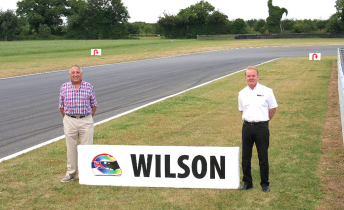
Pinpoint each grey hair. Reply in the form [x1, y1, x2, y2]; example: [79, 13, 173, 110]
[69, 65, 82, 73]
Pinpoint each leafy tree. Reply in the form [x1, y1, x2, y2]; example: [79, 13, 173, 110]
[253, 19, 267, 34]
[229, 18, 248, 34]
[66, 0, 130, 39]
[292, 19, 319, 33]
[87, 0, 129, 38]
[158, 1, 228, 38]
[142, 24, 154, 34]
[333, 0, 344, 32]
[126, 22, 157, 35]
[335, 0, 344, 24]
[205, 10, 229, 35]
[266, 0, 288, 33]
[158, 13, 182, 38]
[177, 0, 215, 38]
[0, 10, 19, 41]
[313, 20, 328, 32]
[65, 0, 88, 38]
[16, 0, 70, 34]
[326, 14, 343, 33]
[178, 1, 214, 24]
[38, 24, 51, 39]
[280, 19, 295, 33]
[15, 17, 31, 39]
[246, 19, 257, 28]
[126, 22, 140, 34]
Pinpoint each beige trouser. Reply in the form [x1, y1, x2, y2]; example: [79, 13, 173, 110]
[63, 115, 94, 176]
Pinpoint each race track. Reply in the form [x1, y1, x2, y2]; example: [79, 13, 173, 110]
[0, 44, 343, 159]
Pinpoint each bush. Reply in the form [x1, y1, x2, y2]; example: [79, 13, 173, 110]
[38, 24, 51, 39]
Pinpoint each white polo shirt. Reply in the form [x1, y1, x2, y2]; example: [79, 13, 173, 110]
[238, 83, 278, 122]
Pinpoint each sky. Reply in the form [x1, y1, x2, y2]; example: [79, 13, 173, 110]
[0, 0, 338, 23]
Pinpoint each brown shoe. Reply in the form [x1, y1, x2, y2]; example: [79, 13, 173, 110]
[61, 173, 75, 183]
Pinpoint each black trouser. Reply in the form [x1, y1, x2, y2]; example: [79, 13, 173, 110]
[242, 121, 270, 187]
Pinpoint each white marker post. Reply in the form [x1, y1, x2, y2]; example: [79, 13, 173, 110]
[91, 49, 102, 56]
[309, 53, 321, 60]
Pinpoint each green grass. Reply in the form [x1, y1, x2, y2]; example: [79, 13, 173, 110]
[0, 38, 342, 78]
[0, 39, 172, 56]
[0, 55, 335, 209]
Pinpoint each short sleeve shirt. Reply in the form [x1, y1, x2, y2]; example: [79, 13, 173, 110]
[59, 81, 97, 116]
[238, 83, 278, 122]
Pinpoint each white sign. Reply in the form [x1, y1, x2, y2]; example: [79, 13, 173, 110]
[91, 49, 101, 56]
[309, 53, 321, 60]
[78, 145, 240, 189]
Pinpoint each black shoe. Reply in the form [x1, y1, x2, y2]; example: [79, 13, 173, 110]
[240, 183, 253, 190]
[262, 185, 270, 192]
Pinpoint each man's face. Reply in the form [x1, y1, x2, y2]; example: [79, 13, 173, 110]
[69, 67, 83, 84]
[245, 69, 259, 88]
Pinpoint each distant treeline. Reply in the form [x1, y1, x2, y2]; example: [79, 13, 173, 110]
[1, 0, 344, 41]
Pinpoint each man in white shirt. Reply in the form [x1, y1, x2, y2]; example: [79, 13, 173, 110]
[238, 66, 278, 192]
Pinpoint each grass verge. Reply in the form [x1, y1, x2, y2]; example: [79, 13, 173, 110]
[317, 61, 344, 209]
[0, 55, 336, 209]
[0, 38, 343, 78]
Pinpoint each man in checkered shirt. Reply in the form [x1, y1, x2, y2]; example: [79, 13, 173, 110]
[59, 65, 97, 182]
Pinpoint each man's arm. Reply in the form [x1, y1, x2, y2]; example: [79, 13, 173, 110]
[60, 108, 65, 117]
[269, 108, 277, 120]
[92, 106, 97, 117]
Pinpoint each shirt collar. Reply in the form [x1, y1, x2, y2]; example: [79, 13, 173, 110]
[69, 80, 84, 90]
[247, 82, 260, 91]
[69, 80, 83, 85]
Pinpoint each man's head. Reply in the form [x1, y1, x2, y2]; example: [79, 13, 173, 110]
[69, 65, 83, 85]
[245, 66, 259, 89]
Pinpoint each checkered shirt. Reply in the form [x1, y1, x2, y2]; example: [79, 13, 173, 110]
[59, 81, 97, 116]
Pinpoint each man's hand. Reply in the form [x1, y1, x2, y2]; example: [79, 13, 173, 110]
[60, 108, 65, 117]
[269, 108, 277, 120]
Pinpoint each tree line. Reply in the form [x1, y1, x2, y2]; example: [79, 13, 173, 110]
[1, 0, 344, 41]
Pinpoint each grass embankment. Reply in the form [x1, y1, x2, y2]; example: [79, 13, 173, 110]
[0, 55, 336, 209]
[0, 38, 342, 78]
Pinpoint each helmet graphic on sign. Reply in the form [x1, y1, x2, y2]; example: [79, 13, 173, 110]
[91, 154, 122, 176]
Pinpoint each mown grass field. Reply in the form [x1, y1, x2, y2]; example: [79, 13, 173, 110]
[0, 38, 343, 78]
[0, 37, 340, 209]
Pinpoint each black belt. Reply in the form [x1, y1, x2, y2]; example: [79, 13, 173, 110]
[67, 115, 87, 119]
[244, 120, 268, 125]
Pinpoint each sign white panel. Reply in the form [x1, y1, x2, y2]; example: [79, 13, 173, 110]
[78, 145, 240, 189]
[91, 49, 101, 56]
[309, 53, 321, 60]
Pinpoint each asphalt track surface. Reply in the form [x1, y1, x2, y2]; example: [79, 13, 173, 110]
[1, 45, 343, 160]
